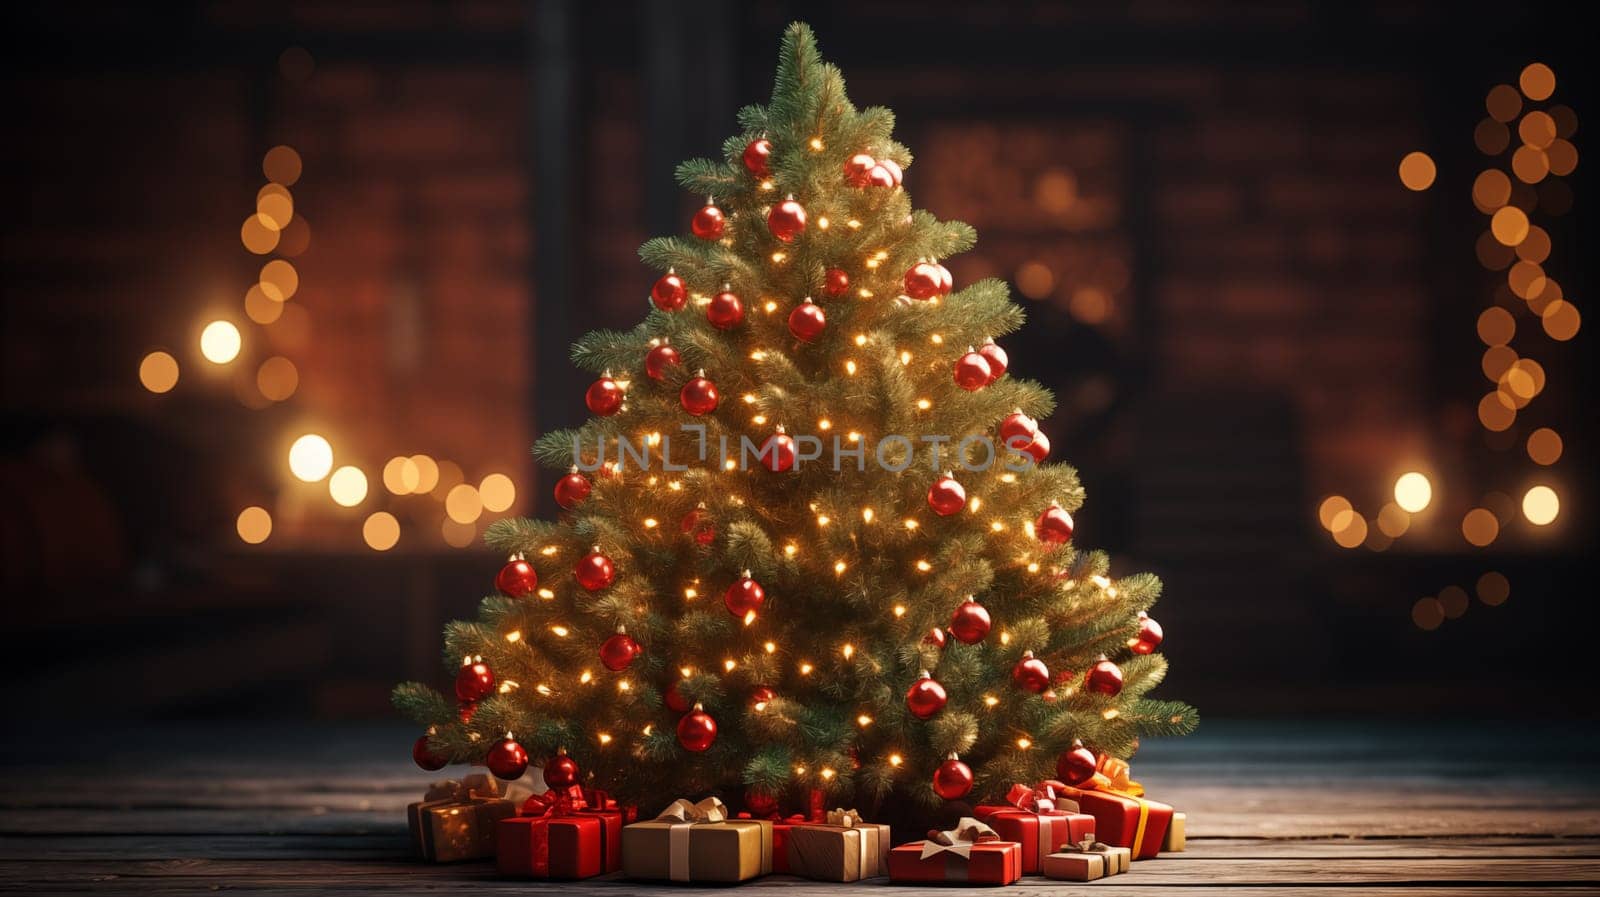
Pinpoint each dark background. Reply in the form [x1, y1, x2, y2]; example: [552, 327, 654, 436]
[1, 1, 1591, 723]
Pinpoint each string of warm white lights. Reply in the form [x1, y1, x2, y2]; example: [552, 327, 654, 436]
[1324, 61, 1577, 630]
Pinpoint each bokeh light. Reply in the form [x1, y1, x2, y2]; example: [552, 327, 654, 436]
[236, 506, 272, 544]
[244, 284, 284, 325]
[1477, 392, 1515, 431]
[1474, 118, 1510, 155]
[288, 433, 334, 482]
[1510, 145, 1549, 183]
[1545, 139, 1578, 177]
[1317, 495, 1352, 530]
[263, 146, 303, 186]
[432, 460, 466, 499]
[277, 215, 312, 257]
[1475, 231, 1515, 270]
[1481, 345, 1517, 381]
[329, 465, 369, 507]
[445, 483, 483, 524]
[1015, 261, 1054, 299]
[1475, 307, 1514, 346]
[363, 511, 400, 551]
[260, 260, 299, 302]
[383, 456, 415, 495]
[1394, 472, 1432, 513]
[1490, 206, 1529, 245]
[1518, 111, 1557, 149]
[256, 356, 298, 401]
[199, 320, 242, 364]
[1522, 485, 1559, 526]
[1034, 170, 1077, 213]
[1397, 152, 1436, 190]
[1412, 597, 1444, 631]
[442, 518, 477, 548]
[1471, 170, 1512, 212]
[1526, 428, 1563, 466]
[1070, 287, 1111, 324]
[1514, 226, 1551, 263]
[1486, 84, 1522, 122]
[480, 473, 516, 513]
[1477, 572, 1510, 606]
[256, 190, 294, 231]
[139, 351, 179, 393]
[1332, 514, 1368, 549]
[241, 214, 280, 254]
[1461, 508, 1499, 547]
[1519, 63, 1556, 101]
[1541, 300, 1580, 341]
[1376, 502, 1411, 538]
[1507, 260, 1546, 299]
[410, 455, 440, 493]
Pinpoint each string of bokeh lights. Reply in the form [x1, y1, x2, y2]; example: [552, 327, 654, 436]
[137, 75, 520, 553]
[1331, 62, 1577, 630]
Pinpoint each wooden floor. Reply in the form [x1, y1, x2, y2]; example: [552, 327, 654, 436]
[1, 720, 1597, 894]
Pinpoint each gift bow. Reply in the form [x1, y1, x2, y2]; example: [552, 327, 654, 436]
[654, 795, 728, 825]
[519, 785, 585, 817]
[826, 807, 863, 828]
[424, 773, 501, 802]
[919, 817, 1000, 860]
[1004, 779, 1081, 815]
[1067, 835, 1111, 855]
[1087, 756, 1145, 797]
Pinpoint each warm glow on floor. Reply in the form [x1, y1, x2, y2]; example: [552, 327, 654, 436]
[288, 434, 334, 482]
[200, 320, 242, 364]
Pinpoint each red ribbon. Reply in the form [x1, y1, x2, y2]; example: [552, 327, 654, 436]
[519, 785, 584, 817]
[1004, 779, 1073, 815]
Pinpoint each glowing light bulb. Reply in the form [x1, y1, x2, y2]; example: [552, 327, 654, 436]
[538, 588, 554, 599]
[916, 560, 932, 572]
[904, 518, 919, 530]
[506, 630, 522, 643]
[643, 517, 658, 528]
[842, 643, 855, 659]
[820, 767, 836, 780]
[580, 670, 594, 684]
[834, 560, 847, 575]
[536, 684, 552, 696]
[893, 605, 907, 617]
[617, 679, 631, 692]
[862, 507, 875, 523]
[847, 219, 861, 229]
[550, 625, 569, 637]
[809, 136, 824, 151]
[784, 543, 798, 557]
[763, 641, 776, 653]
[598, 732, 613, 745]
[854, 334, 868, 346]
[845, 360, 858, 375]
[1102, 708, 1120, 720]
[983, 695, 999, 707]
[857, 714, 873, 727]
[817, 514, 830, 526]
[916, 398, 931, 410]
[1016, 737, 1032, 749]
[799, 661, 814, 675]
[817, 216, 830, 230]
[723, 659, 736, 672]
[889, 753, 903, 767]
[743, 610, 757, 626]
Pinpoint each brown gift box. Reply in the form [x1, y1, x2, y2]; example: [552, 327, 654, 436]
[785, 808, 890, 881]
[1163, 812, 1187, 852]
[407, 774, 517, 862]
[621, 796, 773, 883]
[1042, 837, 1131, 882]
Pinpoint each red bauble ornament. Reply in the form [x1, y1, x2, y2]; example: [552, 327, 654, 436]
[1132, 611, 1164, 655]
[742, 138, 772, 177]
[1023, 431, 1051, 464]
[708, 290, 744, 330]
[843, 153, 876, 186]
[651, 271, 687, 311]
[932, 754, 974, 800]
[458, 701, 477, 723]
[904, 262, 943, 300]
[553, 470, 592, 510]
[681, 506, 716, 546]
[927, 474, 967, 517]
[543, 749, 580, 789]
[749, 685, 776, 709]
[412, 734, 447, 771]
[1085, 656, 1124, 696]
[905, 671, 948, 720]
[1035, 504, 1075, 546]
[1011, 650, 1051, 693]
[949, 599, 991, 644]
[665, 680, 692, 713]
[644, 341, 681, 381]
[824, 267, 850, 296]
[924, 627, 948, 649]
[724, 573, 766, 618]
[878, 158, 904, 186]
[586, 376, 624, 416]
[496, 558, 539, 597]
[1056, 739, 1098, 786]
[933, 262, 953, 294]
[999, 410, 1039, 445]
[761, 431, 797, 472]
[455, 660, 495, 702]
[954, 351, 993, 391]
[680, 372, 720, 416]
[486, 737, 529, 780]
[788, 299, 826, 341]
[677, 703, 717, 752]
[575, 549, 615, 591]
[745, 789, 779, 816]
[768, 198, 807, 243]
[979, 340, 1008, 381]
[691, 203, 725, 240]
[600, 626, 641, 672]
[866, 165, 895, 188]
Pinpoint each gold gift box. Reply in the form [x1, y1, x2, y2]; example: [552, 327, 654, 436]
[786, 816, 890, 881]
[622, 815, 773, 882]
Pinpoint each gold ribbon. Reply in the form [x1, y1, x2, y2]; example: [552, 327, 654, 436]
[652, 796, 728, 882]
[1082, 757, 1151, 856]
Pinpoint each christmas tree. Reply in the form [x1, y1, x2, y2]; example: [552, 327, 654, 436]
[395, 22, 1195, 816]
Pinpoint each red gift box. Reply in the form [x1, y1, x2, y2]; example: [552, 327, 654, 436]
[738, 811, 806, 874]
[974, 780, 1098, 873]
[887, 818, 1021, 886]
[1058, 757, 1174, 860]
[497, 787, 629, 879]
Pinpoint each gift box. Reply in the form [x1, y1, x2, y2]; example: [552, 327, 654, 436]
[786, 808, 891, 881]
[1164, 811, 1187, 852]
[1042, 837, 1130, 882]
[973, 780, 1098, 873]
[622, 796, 773, 883]
[497, 787, 632, 879]
[1058, 756, 1175, 860]
[887, 817, 1021, 886]
[407, 774, 517, 862]
[737, 812, 806, 874]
